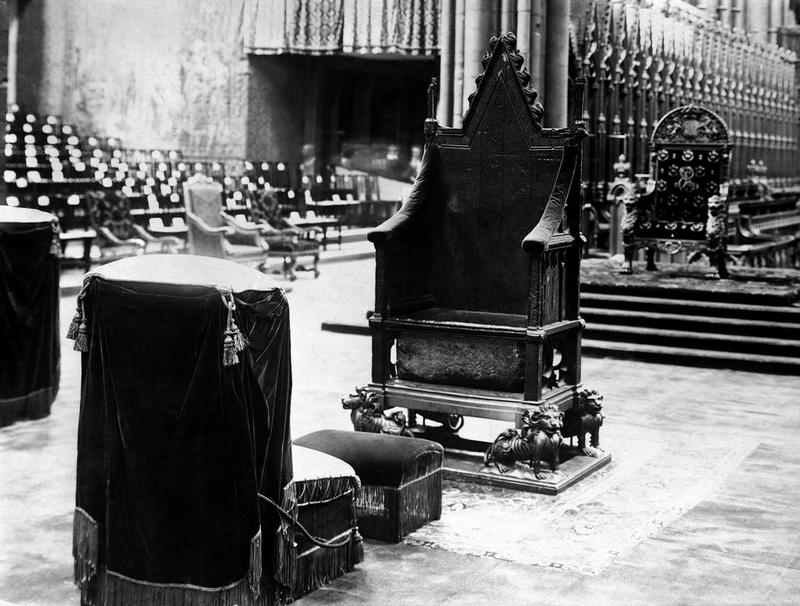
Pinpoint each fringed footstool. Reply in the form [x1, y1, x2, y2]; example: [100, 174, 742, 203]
[295, 430, 444, 543]
[278, 445, 364, 602]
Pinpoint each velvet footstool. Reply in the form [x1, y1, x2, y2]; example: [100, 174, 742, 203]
[295, 430, 444, 543]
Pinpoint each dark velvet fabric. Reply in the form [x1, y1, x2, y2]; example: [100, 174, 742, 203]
[0, 216, 60, 427]
[75, 277, 293, 596]
[295, 430, 443, 486]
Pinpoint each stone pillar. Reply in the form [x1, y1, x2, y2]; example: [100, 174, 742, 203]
[531, 0, 545, 99]
[6, 0, 17, 106]
[544, 0, 569, 127]
[462, 0, 493, 115]
[748, 0, 771, 41]
[501, 0, 516, 33]
[453, 0, 466, 123]
[731, 0, 746, 30]
[517, 0, 532, 69]
[769, 0, 784, 43]
[438, 0, 455, 125]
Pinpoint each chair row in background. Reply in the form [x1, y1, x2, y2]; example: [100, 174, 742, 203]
[2, 106, 399, 271]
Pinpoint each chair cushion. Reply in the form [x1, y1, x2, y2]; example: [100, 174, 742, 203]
[294, 430, 443, 487]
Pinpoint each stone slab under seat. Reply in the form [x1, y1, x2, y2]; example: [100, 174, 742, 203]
[295, 430, 444, 543]
[280, 445, 364, 602]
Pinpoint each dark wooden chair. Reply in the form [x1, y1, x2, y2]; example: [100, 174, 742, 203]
[364, 34, 588, 431]
[620, 105, 732, 277]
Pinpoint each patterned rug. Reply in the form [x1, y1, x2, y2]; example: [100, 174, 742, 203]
[404, 424, 758, 575]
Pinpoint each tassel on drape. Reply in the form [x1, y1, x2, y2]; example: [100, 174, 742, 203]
[222, 291, 247, 367]
[67, 277, 92, 352]
[50, 219, 61, 257]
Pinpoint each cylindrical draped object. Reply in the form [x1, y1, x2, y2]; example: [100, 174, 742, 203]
[0, 206, 60, 428]
[70, 254, 294, 606]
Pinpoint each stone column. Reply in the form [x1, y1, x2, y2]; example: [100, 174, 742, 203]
[452, 0, 466, 123]
[531, 0, 545, 98]
[748, 0, 771, 41]
[769, 0, 784, 43]
[501, 0, 516, 33]
[731, 0, 745, 30]
[544, 0, 570, 127]
[517, 0, 532, 67]
[462, 0, 493, 115]
[438, 0, 455, 125]
[6, 0, 17, 105]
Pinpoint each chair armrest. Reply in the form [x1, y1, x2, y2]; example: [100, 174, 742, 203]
[97, 226, 146, 248]
[187, 211, 235, 236]
[368, 143, 438, 245]
[522, 148, 579, 254]
[221, 211, 271, 235]
[130, 224, 157, 242]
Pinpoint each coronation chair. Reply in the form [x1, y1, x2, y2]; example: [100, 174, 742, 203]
[361, 34, 589, 439]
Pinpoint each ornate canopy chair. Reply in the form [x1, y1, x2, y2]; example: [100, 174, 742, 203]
[183, 175, 269, 269]
[619, 105, 732, 277]
[363, 33, 588, 433]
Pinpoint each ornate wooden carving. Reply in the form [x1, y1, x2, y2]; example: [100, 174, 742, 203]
[620, 104, 732, 277]
[352, 32, 602, 488]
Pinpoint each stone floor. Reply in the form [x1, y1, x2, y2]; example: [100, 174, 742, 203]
[2, 258, 800, 605]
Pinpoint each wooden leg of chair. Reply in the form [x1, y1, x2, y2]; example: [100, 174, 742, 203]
[313, 253, 320, 278]
[645, 246, 658, 271]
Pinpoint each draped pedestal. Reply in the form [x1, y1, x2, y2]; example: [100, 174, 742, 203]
[0, 206, 60, 428]
[70, 255, 293, 606]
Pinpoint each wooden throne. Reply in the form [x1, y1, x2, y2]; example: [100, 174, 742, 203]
[619, 104, 732, 277]
[352, 34, 608, 491]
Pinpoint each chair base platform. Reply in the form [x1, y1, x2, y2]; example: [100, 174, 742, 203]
[409, 429, 611, 495]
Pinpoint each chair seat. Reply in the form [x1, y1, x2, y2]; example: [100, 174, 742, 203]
[226, 243, 267, 258]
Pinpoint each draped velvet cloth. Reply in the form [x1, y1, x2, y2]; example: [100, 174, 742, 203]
[246, 0, 439, 56]
[71, 255, 293, 605]
[0, 206, 60, 428]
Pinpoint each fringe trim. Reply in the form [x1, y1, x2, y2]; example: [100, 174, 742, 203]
[356, 485, 388, 518]
[397, 469, 443, 539]
[249, 529, 262, 598]
[73, 508, 99, 605]
[288, 528, 363, 602]
[98, 570, 254, 606]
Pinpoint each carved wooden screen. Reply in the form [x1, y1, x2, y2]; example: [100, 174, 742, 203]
[426, 50, 568, 316]
[637, 105, 731, 241]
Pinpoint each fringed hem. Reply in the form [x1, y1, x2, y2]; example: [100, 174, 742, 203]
[356, 484, 389, 518]
[98, 570, 255, 606]
[357, 470, 443, 542]
[287, 528, 362, 602]
[398, 469, 442, 539]
[73, 507, 99, 605]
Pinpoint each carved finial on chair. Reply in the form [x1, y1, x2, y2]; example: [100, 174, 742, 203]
[465, 33, 544, 127]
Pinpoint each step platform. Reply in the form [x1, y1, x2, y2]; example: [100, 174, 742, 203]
[408, 429, 611, 495]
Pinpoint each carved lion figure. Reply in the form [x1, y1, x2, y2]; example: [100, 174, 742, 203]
[483, 404, 564, 479]
[524, 404, 564, 479]
[562, 388, 605, 457]
[341, 387, 414, 437]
